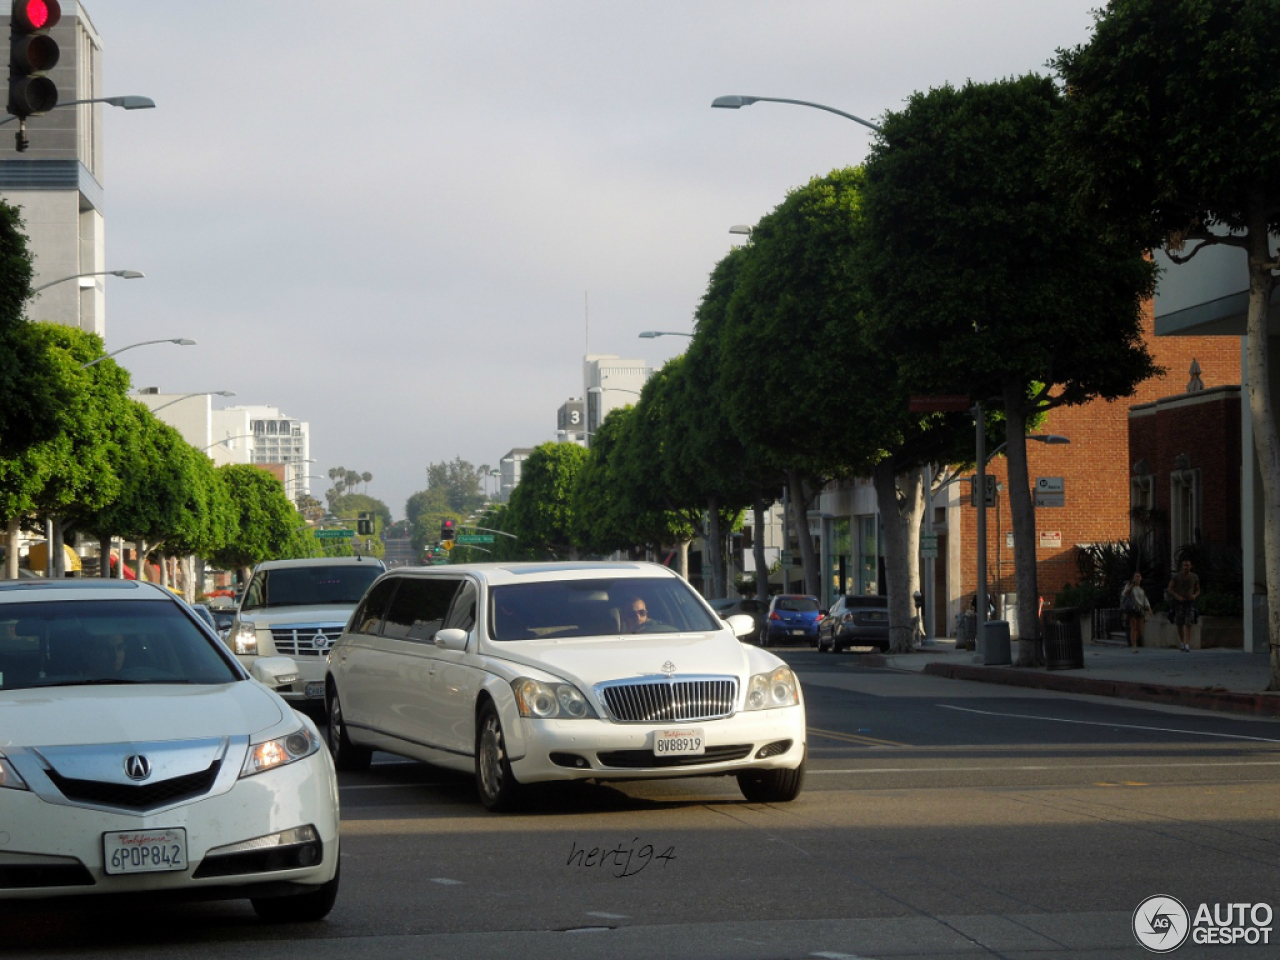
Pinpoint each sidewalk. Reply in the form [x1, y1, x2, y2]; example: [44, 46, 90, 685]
[869, 638, 1280, 719]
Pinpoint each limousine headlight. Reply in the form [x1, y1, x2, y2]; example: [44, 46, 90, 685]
[744, 666, 800, 711]
[513, 678, 597, 719]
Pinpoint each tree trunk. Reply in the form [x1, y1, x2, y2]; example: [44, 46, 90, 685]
[4, 516, 19, 579]
[52, 518, 67, 578]
[1002, 384, 1041, 666]
[705, 497, 723, 601]
[753, 494, 769, 602]
[873, 462, 926, 653]
[98, 534, 111, 578]
[1244, 211, 1280, 691]
[676, 539, 690, 580]
[786, 470, 821, 597]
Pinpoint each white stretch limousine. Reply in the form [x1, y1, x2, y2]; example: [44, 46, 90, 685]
[324, 561, 807, 811]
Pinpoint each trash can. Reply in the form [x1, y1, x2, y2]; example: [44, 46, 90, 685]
[1042, 606, 1083, 670]
[982, 619, 1011, 665]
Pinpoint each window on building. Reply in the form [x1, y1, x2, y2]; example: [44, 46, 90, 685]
[1170, 468, 1201, 563]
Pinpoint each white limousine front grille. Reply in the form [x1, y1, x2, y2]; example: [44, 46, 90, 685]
[598, 677, 737, 723]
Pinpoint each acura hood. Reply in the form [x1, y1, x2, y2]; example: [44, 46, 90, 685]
[0, 681, 289, 748]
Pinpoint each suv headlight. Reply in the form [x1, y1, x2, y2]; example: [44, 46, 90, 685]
[240, 725, 321, 777]
[513, 678, 596, 719]
[0, 754, 28, 791]
[232, 620, 259, 656]
[744, 666, 800, 711]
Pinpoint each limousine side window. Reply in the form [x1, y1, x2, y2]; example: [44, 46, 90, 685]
[443, 579, 477, 634]
[381, 577, 460, 644]
[353, 578, 398, 635]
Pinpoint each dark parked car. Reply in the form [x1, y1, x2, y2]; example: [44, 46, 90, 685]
[817, 594, 890, 652]
[764, 594, 823, 646]
[709, 596, 769, 644]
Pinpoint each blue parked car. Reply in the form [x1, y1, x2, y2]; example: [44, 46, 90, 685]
[764, 594, 823, 646]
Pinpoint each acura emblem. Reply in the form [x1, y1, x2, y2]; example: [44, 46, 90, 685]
[124, 755, 151, 781]
[661, 660, 676, 677]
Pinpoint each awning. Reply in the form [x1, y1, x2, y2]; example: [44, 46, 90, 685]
[25, 542, 83, 572]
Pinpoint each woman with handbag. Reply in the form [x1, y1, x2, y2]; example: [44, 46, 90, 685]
[1121, 573, 1152, 651]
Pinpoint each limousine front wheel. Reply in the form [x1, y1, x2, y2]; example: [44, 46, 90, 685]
[326, 689, 372, 772]
[476, 701, 524, 812]
[737, 751, 806, 803]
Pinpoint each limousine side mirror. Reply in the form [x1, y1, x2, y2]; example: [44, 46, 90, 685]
[436, 628, 469, 651]
[725, 614, 757, 641]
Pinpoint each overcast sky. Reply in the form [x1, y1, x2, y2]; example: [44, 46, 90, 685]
[87, 1, 1100, 520]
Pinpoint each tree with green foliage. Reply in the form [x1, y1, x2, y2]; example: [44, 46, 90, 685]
[570, 408, 644, 557]
[426, 457, 489, 516]
[681, 245, 782, 601]
[858, 77, 1158, 662]
[0, 200, 62, 457]
[207, 464, 306, 580]
[504, 442, 589, 559]
[1052, 0, 1280, 689]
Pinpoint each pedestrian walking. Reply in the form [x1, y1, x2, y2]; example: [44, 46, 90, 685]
[1120, 573, 1152, 651]
[1167, 559, 1201, 652]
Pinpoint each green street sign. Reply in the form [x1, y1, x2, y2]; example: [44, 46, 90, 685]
[456, 534, 495, 544]
[315, 529, 355, 539]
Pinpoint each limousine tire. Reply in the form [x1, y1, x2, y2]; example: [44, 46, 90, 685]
[737, 752, 805, 803]
[476, 701, 524, 812]
[326, 689, 372, 772]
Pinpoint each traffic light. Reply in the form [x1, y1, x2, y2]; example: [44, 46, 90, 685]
[356, 512, 373, 536]
[8, 0, 61, 133]
[441, 519, 455, 542]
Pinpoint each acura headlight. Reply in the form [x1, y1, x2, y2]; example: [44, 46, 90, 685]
[232, 621, 259, 656]
[512, 678, 596, 719]
[0, 754, 27, 791]
[744, 666, 800, 711]
[240, 725, 321, 777]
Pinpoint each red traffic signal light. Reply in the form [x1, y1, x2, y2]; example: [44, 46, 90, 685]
[441, 519, 455, 541]
[8, 0, 61, 123]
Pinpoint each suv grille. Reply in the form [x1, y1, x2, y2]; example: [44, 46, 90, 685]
[269, 623, 345, 657]
[599, 677, 737, 723]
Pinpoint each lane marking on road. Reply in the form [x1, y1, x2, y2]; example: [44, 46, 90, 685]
[803, 760, 1280, 775]
[937, 703, 1280, 742]
[809, 726, 907, 747]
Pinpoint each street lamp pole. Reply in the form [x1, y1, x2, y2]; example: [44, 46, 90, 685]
[0, 95, 155, 127]
[32, 269, 144, 294]
[199, 434, 254, 453]
[81, 338, 195, 369]
[145, 390, 234, 414]
[638, 330, 693, 339]
[711, 95, 882, 133]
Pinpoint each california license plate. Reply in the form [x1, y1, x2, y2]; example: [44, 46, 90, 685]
[304, 680, 326, 699]
[791, 629, 806, 636]
[103, 828, 188, 875]
[654, 729, 704, 756]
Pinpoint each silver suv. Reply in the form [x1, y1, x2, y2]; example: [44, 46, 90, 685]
[229, 556, 385, 706]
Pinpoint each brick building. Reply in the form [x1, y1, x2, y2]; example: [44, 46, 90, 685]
[947, 300, 1241, 628]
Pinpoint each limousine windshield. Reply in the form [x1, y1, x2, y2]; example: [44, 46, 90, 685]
[488, 578, 720, 641]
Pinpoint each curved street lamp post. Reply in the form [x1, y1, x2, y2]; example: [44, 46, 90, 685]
[81, 338, 195, 369]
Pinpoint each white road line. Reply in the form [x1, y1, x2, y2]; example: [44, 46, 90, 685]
[938, 703, 1280, 742]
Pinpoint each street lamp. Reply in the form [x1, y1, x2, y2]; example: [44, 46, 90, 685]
[33, 269, 145, 294]
[588, 385, 641, 398]
[199, 433, 254, 453]
[638, 330, 692, 339]
[81, 338, 195, 369]
[0, 95, 156, 127]
[711, 95, 882, 133]
[145, 390, 234, 414]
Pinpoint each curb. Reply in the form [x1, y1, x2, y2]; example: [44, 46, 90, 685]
[914, 661, 1280, 719]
